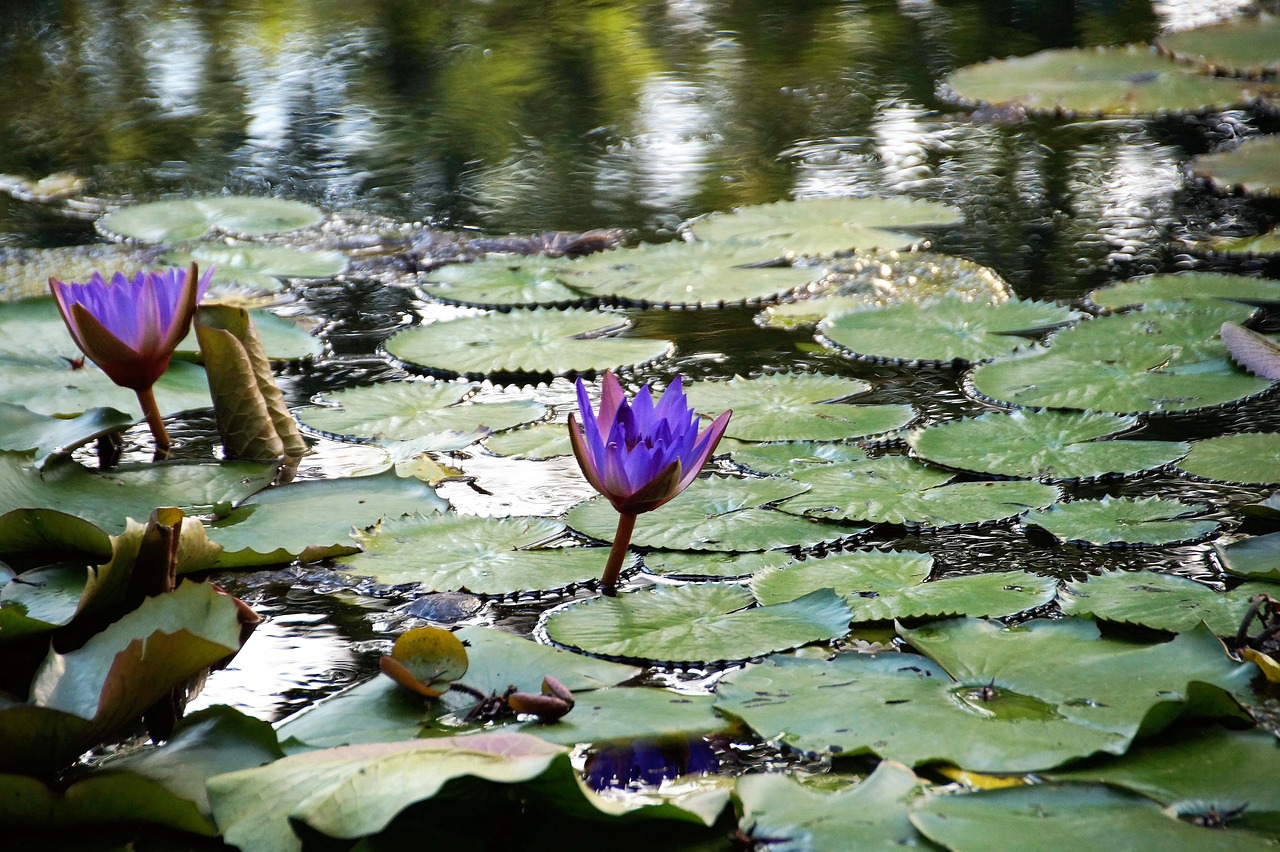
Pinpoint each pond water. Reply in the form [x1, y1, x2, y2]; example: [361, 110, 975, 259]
[2, 0, 1278, 779]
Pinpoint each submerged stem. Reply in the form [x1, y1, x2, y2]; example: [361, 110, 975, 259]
[600, 512, 637, 596]
[136, 386, 172, 460]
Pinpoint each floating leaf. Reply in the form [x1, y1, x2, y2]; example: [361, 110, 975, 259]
[778, 454, 1060, 528]
[0, 563, 88, 638]
[165, 243, 347, 291]
[1023, 496, 1220, 547]
[0, 403, 134, 467]
[907, 410, 1188, 481]
[643, 549, 799, 580]
[910, 784, 1278, 852]
[567, 475, 867, 552]
[417, 258, 591, 307]
[1217, 532, 1280, 581]
[687, 197, 963, 259]
[715, 617, 1253, 772]
[299, 380, 546, 448]
[722, 440, 872, 476]
[1059, 569, 1267, 635]
[505, 686, 728, 747]
[386, 309, 672, 379]
[380, 626, 470, 698]
[544, 584, 851, 666]
[483, 421, 572, 459]
[683, 373, 913, 442]
[942, 45, 1274, 116]
[98, 196, 324, 243]
[339, 514, 621, 596]
[1158, 14, 1280, 78]
[819, 296, 1079, 366]
[0, 770, 214, 835]
[1177, 432, 1280, 483]
[1087, 272, 1280, 311]
[1210, 225, 1280, 255]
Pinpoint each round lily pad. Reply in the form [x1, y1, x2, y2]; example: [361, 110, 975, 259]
[566, 475, 868, 552]
[416, 258, 591, 308]
[777, 454, 1061, 528]
[819, 296, 1079, 366]
[1177, 432, 1280, 483]
[686, 196, 963, 259]
[164, 244, 348, 291]
[542, 584, 851, 666]
[942, 45, 1272, 116]
[642, 549, 799, 580]
[683, 373, 914, 442]
[98, 196, 324, 243]
[1022, 496, 1220, 547]
[1191, 135, 1280, 198]
[907, 410, 1189, 481]
[722, 439, 872, 476]
[566, 240, 821, 307]
[299, 380, 547, 447]
[1087, 272, 1280, 311]
[1158, 13, 1280, 77]
[1209, 225, 1280, 255]
[483, 422, 572, 459]
[1216, 531, 1280, 581]
[339, 514, 623, 596]
[385, 309, 673, 379]
[1058, 569, 1267, 635]
[380, 627, 469, 698]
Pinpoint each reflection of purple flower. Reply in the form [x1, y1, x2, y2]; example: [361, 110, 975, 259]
[50, 263, 212, 458]
[569, 371, 730, 592]
[583, 736, 720, 791]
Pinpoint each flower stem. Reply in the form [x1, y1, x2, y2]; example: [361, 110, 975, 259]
[136, 387, 172, 460]
[600, 512, 637, 596]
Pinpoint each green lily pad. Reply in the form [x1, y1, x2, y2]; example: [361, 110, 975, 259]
[0, 454, 276, 538]
[751, 551, 1057, 621]
[164, 244, 348, 292]
[757, 250, 1011, 330]
[386, 309, 673, 379]
[0, 562, 89, 638]
[819, 296, 1079, 366]
[0, 403, 134, 467]
[1187, 133, 1280, 197]
[1210, 225, 1280, 255]
[715, 617, 1253, 772]
[543, 584, 851, 666]
[299, 380, 547, 447]
[1177, 432, 1280, 483]
[683, 373, 914, 442]
[566, 475, 868, 552]
[567, 240, 823, 307]
[98, 196, 324, 243]
[0, 770, 215, 835]
[338, 514, 622, 596]
[1216, 531, 1280, 581]
[1059, 569, 1270, 636]
[417, 258, 591, 307]
[722, 440, 872, 476]
[686, 197, 963, 259]
[0, 356, 213, 419]
[643, 549, 800, 580]
[942, 45, 1274, 116]
[777, 454, 1061, 528]
[1023, 496, 1220, 547]
[0, 509, 113, 559]
[483, 421, 572, 459]
[500, 686, 728, 747]
[1087, 272, 1280, 311]
[179, 307, 322, 362]
[208, 469, 448, 568]
[1158, 14, 1280, 78]
[910, 784, 1278, 852]
[907, 410, 1189, 481]
[736, 762, 929, 851]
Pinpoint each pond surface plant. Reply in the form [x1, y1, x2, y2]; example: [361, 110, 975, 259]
[1, 1, 1280, 850]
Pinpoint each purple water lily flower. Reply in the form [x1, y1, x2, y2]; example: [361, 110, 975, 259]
[569, 370, 730, 592]
[50, 262, 212, 458]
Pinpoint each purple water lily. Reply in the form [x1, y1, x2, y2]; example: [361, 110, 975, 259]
[50, 262, 212, 459]
[569, 370, 730, 593]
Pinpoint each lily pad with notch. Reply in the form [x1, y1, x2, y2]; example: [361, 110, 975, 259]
[483, 421, 572, 459]
[642, 549, 800, 581]
[1023, 496, 1221, 548]
[1176, 432, 1280, 484]
[1059, 569, 1272, 636]
[1217, 531, 1280, 582]
[415, 257, 593, 308]
[0, 403, 134, 467]
[164, 244, 348, 293]
[385, 308, 673, 379]
[722, 439, 873, 476]
[1087, 272, 1280, 311]
[98, 196, 324, 243]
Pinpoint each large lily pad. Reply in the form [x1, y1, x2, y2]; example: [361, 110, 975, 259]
[1058, 569, 1270, 636]
[299, 380, 547, 447]
[483, 421, 572, 459]
[942, 45, 1274, 116]
[1177, 432, 1280, 484]
[1210, 225, 1280, 255]
[338, 514, 623, 596]
[566, 475, 867, 552]
[819, 296, 1079, 366]
[910, 784, 1278, 852]
[907, 410, 1188, 481]
[1087, 272, 1280, 311]
[683, 373, 913, 442]
[0, 356, 213, 419]
[686, 196, 963, 259]
[1023, 496, 1220, 547]
[642, 549, 800, 580]
[1217, 531, 1280, 581]
[567, 240, 822, 307]
[715, 617, 1253, 772]
[543, 584, 851, 666]
[165, 243, 348, 291]
[722, 440, 871, 476]
[777, 454, 1060, 528]
[0, 562, 91, 638]
[0, 403, 134, 467]
[417, 258, 591, 307]
[98, 196, 324, 243]
[751, 551, 1057, 621]
[1158, 14, 1280, 78]
[386, 309, 672, 379]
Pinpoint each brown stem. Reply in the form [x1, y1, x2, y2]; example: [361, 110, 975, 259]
[600, 512, 637, 596]
[136, 386, 172, 460]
